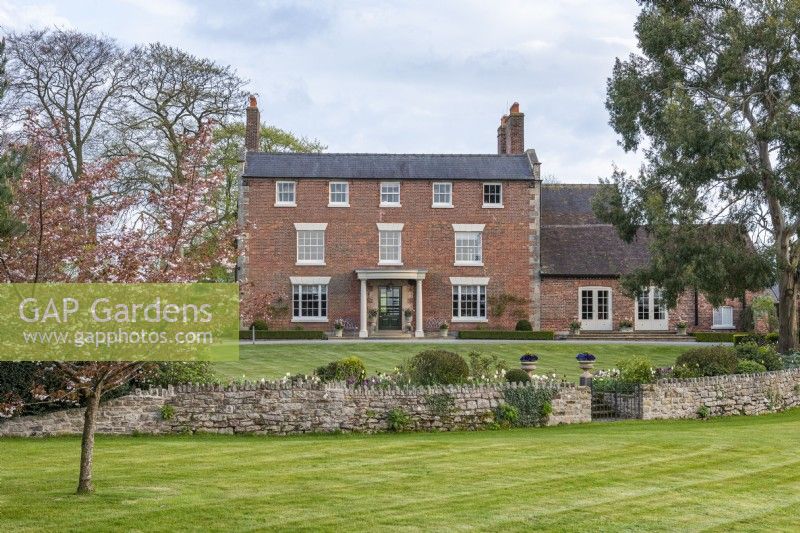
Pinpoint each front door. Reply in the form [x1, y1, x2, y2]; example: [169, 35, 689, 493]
[579, 287, 612, 331]
[635, 287, 668, 330]
[378, 286, 402, 330]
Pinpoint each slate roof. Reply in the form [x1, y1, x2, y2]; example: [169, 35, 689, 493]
[243, 152, 535, 181]
[540, 184, 652, 277]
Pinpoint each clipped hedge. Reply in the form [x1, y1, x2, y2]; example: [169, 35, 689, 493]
[692, 331, 737, 343]
[457, 330, 555, 340]
[733, 332, 779, 346]
[239, 330, 327, 340]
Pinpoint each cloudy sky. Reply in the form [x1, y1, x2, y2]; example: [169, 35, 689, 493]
[1, 0, 646, 181]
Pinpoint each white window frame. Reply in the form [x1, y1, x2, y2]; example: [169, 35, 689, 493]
[377, 223, 404, 265]
[290, 277, 330, 322]
[451, 280, 488, 322]
[380, 182, 401, 207]
[294, 222, 327, 266]
[452, 224, 485, 266]
[432, 182, 453, 208]
[482, 182, 503, 208]
[712, 305, 735, 329]
[275, 181, 296, 207]
[328, 181, 350, 207]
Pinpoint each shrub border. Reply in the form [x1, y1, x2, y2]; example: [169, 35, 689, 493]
[457, 330, 555, 340]
[239, 330, 328, 340]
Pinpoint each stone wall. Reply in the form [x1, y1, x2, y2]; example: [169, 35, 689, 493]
[641, 369, 800, 419]
[0, 381, 590, 437]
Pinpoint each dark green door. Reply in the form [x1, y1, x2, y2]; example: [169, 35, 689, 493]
[378, 286, 402, 330]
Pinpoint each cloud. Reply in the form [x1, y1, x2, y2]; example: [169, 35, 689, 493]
[0, 0, 72, 29]
[2, 0, 646, 180]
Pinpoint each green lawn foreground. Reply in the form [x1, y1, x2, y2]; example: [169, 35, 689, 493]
[214, 342, 691, 381]
[2, 410, 800, 531]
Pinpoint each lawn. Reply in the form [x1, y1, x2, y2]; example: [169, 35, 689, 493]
[2, 410, 800, 531]
[214, 342, 691, 381]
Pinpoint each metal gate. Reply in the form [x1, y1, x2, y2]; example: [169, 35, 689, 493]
[590, 382, 642, 421]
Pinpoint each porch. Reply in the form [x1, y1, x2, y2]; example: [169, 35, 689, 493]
[356, 268, 428, 338]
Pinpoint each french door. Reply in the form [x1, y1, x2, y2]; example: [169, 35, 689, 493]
[579, 287, 612, 331]
[635, 287, 668, 330]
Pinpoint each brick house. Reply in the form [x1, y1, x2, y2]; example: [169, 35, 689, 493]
[239, 97, 745, 336]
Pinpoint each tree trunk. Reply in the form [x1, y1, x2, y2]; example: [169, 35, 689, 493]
[777, 269, 799, 354]
[76, 391, 101, 494]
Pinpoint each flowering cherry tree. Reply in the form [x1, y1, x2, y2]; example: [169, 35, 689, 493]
[0, 120, 236, 493]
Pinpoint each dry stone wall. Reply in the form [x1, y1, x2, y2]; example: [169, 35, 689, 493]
[0, 381, 590, 437]
[5, 369, 799, 437]
[641, 369, 800, 419]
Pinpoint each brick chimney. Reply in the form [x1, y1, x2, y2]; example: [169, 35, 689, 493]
[245, 95, 260, 152]
[497, 102, 524, 155]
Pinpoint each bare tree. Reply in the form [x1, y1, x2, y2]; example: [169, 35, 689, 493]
[3, 29, 129, 183]
[113, 43, 247, 194]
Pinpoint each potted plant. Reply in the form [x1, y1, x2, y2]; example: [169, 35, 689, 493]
[576, 352, 596, 371]
[619, 317, 634, 333]
[404, 308, 414, 331]
[439, 321, 450, 337]
[368, 309, 378, 333]
[519, 353, 539, 375]
[333, 319, 345, 338]
[569, 318, 581, 335]
[676, 317, 688, 336]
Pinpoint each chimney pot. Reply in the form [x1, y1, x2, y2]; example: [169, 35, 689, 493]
[510, 102, 520, 114]
[249, 95, 258, 108]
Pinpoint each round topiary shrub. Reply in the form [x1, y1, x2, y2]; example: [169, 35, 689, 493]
[315, 356, 367, 383]
[505, 368, 531, 383]
[515, 319, 533, 331]
[736, 359, 767, 374]
[409, 350, 469, 385]
[674, 346, 738, 377]
[249, 320, 269, 331]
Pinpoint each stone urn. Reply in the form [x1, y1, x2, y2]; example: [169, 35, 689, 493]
[439, 326, 449, 338]
[576, 353, 596, 386]
[520, 354, 539, 376]
[334, 328, 344, 338]
[619, 325, 633, 333]
[677, 326, 688, 336]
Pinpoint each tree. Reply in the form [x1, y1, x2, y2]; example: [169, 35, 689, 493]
[0, 120, 236, 493]
[0, 38, 25, 242]
[599, 0, 800, 352]
[3, 29, 129, 184]
[113, 43, 246, 193]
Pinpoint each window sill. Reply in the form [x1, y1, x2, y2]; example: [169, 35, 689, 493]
[451, 317, 488, 323]
[380, 203, 401, 208]
[432, 204, 454, 209]
[291, 317, 329, 323]
[274, 203, 297, 208]
[379, 261, 403, 266]
[482, 204, 504, 209]
[296, 261, 326, 266]
[327, 203, 350, 208]
[711, 325, 735, 330]
[454, 261, 484, 267]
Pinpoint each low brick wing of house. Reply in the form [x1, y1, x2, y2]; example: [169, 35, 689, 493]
[239, 98, 744, 336]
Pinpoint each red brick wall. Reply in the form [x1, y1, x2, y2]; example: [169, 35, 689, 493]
[242, 178, 533, 332]
[540, 277, 745, 332]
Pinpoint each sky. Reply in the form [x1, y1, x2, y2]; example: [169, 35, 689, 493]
[0, 0, 646, 182]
